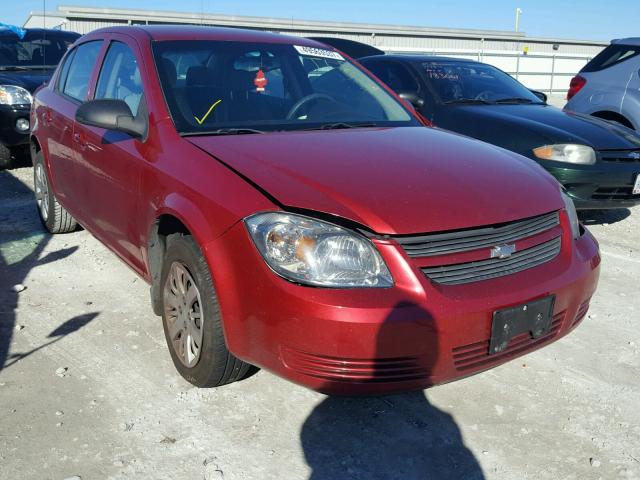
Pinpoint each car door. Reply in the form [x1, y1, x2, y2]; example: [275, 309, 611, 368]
[44, 40, 103, 204]
[71, 36, 148, 272]
[621, 54, 640, 129]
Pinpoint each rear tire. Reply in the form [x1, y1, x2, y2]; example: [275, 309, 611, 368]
[33, 151, 77, 233]
[0, 143, 12, 170]
[160, 233, 251, 387]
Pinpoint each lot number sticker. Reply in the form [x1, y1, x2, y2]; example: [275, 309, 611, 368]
[294, 45, 344, 61]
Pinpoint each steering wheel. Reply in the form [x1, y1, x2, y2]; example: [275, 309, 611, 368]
[286, 93, 335, 120]
[475, 91, 494, 101]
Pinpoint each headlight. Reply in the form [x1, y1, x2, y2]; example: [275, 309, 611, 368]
[0, 85, 33, 106]
[533, 144, 596, 165]
[561, 192, 581, 239]
[245, 212, 393, 288]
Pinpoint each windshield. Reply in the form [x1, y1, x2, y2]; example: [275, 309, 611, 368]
[422, 61, 542, 104]
[153, 40, 417, 134]
[0, 32, 77, 69]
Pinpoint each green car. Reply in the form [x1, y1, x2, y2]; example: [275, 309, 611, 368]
[313, 38, 640, 210]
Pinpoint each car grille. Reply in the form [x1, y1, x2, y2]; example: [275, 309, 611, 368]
[393, 211, 562, 285]
[280, 347, 427, 382]
[592, 186, 640, 201]
[570, 299, 591, 329]
[451, 310, 566, 371]
[421, 237, 562, 285]
[395, 211, 559, 258]
[599, 150, 640, 163]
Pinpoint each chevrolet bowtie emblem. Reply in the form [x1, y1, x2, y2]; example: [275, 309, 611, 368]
[491, 244, 517, 259]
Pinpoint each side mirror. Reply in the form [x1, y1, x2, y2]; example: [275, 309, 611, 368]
[530, 90, 548, 103]
[76, 99, 146, 138]
[397, 91, 425, 109]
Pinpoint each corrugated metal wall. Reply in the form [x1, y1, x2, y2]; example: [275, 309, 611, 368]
[38, 12, 605, 95]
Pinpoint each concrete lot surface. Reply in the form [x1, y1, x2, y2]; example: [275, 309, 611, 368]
[1, 165, 639, 480]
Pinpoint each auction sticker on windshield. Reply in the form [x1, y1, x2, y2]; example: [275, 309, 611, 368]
[294, 45, 344, 61]
[634, 174, 640, 195]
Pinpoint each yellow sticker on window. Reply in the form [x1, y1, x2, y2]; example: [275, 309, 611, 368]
[194, 99, 222, 125]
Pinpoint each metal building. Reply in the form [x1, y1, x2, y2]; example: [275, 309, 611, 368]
[24, 5, 609, 94]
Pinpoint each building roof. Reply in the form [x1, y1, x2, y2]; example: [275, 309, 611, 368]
[30, 4, 606, 47]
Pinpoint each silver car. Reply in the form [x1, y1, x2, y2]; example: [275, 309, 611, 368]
[565, 38, 640, 131]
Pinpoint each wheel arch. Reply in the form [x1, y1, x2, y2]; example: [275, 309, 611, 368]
[148, 213, 191, 315]
[29, 135, 42, 165]
[591, 110, 636, 130]
[146, 194, 238, 316]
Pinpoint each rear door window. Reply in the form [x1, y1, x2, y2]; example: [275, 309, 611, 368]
[61, 41, 102, 102]
[582, 44, 640, 72]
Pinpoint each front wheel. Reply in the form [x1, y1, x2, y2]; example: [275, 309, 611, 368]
[33, 151, 77, 233]
[160, 233, 252, 387]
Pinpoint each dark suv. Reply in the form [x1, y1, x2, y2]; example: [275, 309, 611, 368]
[0, 27, 79, 169]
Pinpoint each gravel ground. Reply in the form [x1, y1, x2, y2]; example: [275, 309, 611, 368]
[1, 163, 639, 480]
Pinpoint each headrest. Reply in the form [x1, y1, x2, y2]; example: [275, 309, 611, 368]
[186, 66, 216, 86]
[160, 58, 177, 87]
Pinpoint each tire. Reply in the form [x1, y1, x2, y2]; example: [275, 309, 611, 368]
[0, 143, 12, 170]
[160, 233, 251, 387]
[33, 151, 77, 233]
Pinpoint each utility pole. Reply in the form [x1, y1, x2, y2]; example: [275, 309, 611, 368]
[515, 8, 523, 32]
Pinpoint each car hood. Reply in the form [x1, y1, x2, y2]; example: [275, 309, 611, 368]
[0, 69, 53, 93]
[188, 127, 563, 235]
[443, 104, 640, 151]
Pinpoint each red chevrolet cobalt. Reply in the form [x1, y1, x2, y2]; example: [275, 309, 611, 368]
[30, 26, 600, 395]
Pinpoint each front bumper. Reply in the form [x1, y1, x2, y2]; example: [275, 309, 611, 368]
[0, 105, 31, 148]
[542, 161, 640, 210]
[205, 219, 600, 395]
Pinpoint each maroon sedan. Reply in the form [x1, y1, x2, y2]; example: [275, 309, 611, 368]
[30, 26, 600, 395]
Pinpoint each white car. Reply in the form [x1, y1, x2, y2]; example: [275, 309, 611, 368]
[565, 38, 640, 131]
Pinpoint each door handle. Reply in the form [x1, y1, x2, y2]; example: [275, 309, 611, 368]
[73, 132, 88, 150]
[42, 108, 52, 126]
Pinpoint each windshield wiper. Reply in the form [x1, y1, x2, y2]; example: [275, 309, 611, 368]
[0, 66, 31, 71]
[494, 97, 535, 104]
[181, 128, 266, 137]
[307, 122, 377, 131]
[443, 98, 493, 105]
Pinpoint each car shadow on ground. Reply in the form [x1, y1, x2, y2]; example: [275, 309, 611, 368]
[0, 147, 31, 171]
[578, 208, 632, 226]
[0, 170, 81, 373]
[300, 303, 485, 480]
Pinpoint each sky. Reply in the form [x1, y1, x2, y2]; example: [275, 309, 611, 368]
[5, 0, 640, 41]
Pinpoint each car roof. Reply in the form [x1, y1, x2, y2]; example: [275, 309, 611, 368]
[0, 28, 80, 39]
[360, 54, 479, 64]
[86, 25, 327, 48]
[611, 38, 640, 47]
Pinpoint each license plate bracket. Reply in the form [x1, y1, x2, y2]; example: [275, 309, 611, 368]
[489, 296, 556, 355]
[633, 174, 640, 195]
